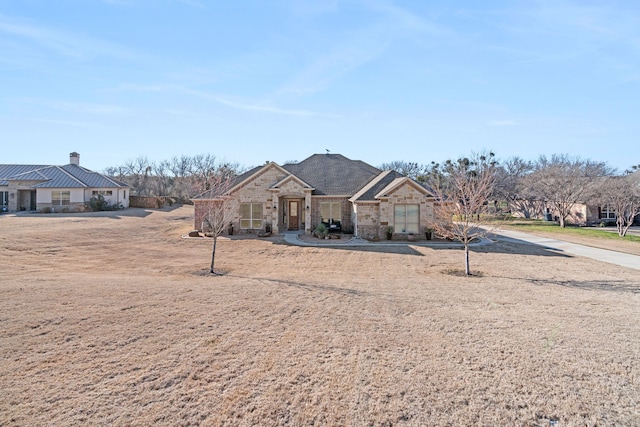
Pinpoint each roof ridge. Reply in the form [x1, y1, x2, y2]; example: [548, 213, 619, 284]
[349, 170, 392, 202]
[55, 165, 88, 187]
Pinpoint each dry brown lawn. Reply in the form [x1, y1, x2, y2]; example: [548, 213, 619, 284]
[1, 205, 639, 426]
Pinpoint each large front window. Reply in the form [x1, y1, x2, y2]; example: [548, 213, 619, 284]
[600, 205, 615, 220]
[1, 191, 7, 207]
[240, 203, 263, 229]
[395, 204, 419, 233]
[320, 202, 341, 223]
[51, 191, 71, 206]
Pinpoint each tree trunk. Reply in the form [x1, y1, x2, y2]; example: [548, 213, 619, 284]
[617, 216, 625, 237]
[464, 243, 470, 276]
[559, 216, 566, 228]
[210, 236, 218, 274]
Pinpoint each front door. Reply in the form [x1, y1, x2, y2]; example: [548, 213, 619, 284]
[288, 201, 299, 230]
[30, 191, 37, 211]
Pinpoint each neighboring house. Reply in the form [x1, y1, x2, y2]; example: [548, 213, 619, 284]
[193, 153, 435, 240]
[0, 152, 129, 213]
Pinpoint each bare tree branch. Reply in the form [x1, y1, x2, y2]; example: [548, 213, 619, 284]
[426, 152, 499, 276]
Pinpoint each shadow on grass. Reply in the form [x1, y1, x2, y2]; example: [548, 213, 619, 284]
[270, 234, 573, 258]
[18, 204, 188, 220]
[469, 238, 573, 258]
[526, 278, 640, 294]
[227, 274, 367, 297]
[276, 239, 427, 256]
[15, 207, 155, 220]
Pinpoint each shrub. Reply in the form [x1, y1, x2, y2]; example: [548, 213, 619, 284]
[313, 223, 328, 238]
[89, 195, 120, 211]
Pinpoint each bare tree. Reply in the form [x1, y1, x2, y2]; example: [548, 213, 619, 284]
[624, 164, 640, 175]
[522, 154, 612, 227]
[598, 174, 640, 237]
[493, 157, 541, 218]
[123, 156, 153, 196]
[379, 161, 427, 180]
[427, 152, 498, 276]
[153, 159, 173, 197]
[196, 175, 238, 275]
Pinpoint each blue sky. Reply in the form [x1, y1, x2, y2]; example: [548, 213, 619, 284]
[1, 0, 639, 172]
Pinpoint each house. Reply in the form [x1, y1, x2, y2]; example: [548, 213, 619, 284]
[0, 152, 129, 213]
[192, 153, 435, 240]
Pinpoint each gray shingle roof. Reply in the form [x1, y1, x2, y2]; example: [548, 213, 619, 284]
[282, 154, 381, 195]
[353, 170, 405, 201]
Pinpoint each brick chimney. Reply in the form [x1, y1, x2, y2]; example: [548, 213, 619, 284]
[70, 152, 80, 165]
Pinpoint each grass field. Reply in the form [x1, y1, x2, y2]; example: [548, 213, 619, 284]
[1, 206, 639, 426]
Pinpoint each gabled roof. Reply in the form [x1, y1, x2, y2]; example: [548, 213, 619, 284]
[0, 165, 49, 185]
[0, 163, 128, 189]
[282, 153, 381, 195]
[374, 177, 433, 199]
[349, 170, 433, 202]
[270, 173, 314, 191]
[192, 154, 428, 201]
[349, 170, 396, 202]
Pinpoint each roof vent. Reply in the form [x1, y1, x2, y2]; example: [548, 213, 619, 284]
[70, 152, 80, 165]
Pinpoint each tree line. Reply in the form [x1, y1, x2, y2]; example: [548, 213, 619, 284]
[104, 154, 242, 202]
[106, 152, 640, 238]
[381, 155, 640, 234]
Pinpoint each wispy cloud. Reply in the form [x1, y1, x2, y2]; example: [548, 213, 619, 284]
[487, 120, 518, 127]
[115, 83, 319, 117]
[35, 118, 99, 129]
[16, 98, 131, 115]
[278, 0, 450, 96]
[277, 31, 391, 96]
[52, 101, 130, 115]
[480, 1, 640, 71]
[0, 15, 137, 60]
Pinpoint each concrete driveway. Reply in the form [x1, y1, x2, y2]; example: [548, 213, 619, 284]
[490, 229, 640, 271]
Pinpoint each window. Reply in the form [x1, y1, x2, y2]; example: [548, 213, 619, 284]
[1, 191, 7, 206]
[51, 191, 71, 206]
[395, 204, 419, 233]
[320, 202, 341, 223]
[92, 190, 113, 196]
[600, 206, 616, 220]
[240, 203, 263, 229]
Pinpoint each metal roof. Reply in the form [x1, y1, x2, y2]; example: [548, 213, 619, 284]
[0, 163, 128, 189]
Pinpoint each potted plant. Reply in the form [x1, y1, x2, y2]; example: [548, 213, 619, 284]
[425, 227, 433, 240]
[385, 225, 394, 240]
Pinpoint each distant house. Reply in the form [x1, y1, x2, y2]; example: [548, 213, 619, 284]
[510, 172, 640, 226]
[192, 153, 435, 240]
[0, 152, 129, 213]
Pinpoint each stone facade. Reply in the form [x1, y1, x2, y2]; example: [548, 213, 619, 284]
[192, 158, 437, 239]
[310, 196, 352, 233]
[355, 181, 435, 240]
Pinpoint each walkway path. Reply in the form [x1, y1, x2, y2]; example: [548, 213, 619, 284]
[283, 230, 640, 271]
[282, 231, 490, 249]
[489, 229, 640, 271]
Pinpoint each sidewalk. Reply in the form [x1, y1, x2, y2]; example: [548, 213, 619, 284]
[282, 231, 491, 249]
[283, 230, 640, 271]
[490, 229, 640, 271]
